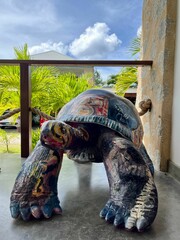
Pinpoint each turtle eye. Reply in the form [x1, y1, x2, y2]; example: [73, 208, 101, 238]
[55, 133, 62, 139]
[61, 126, 67, 134]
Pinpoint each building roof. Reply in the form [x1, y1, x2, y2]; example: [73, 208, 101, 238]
[30, 50, 94, 77]
[30, 50, 74, 60]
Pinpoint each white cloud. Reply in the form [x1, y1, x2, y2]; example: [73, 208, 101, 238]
[69, 22, 122, 59]
[29, 41, 68, 55]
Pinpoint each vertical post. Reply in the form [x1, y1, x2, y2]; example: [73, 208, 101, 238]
[20, 63, 32, 157]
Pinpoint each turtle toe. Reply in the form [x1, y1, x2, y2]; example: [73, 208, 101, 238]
[99, 200, 113, 218]
[20, 206, 31, 221]
[10, 202, 20, 219]
[113, 207, 129, 227]
[136, 216, 150, 232]
[105, 204, 119, 223]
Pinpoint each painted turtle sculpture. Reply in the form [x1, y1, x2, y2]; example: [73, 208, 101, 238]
[10, 89, 158, 232]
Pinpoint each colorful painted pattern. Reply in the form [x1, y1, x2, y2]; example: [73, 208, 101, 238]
[10, 89, 158, 232]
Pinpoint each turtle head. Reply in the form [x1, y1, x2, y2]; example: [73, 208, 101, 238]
[40, 120, 73, 150]
[41, 120, 90, 150]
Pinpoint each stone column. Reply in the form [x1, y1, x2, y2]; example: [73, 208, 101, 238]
[136, 0, 177, 171]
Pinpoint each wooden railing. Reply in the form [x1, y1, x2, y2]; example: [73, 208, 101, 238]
[0, 59, 153, 157]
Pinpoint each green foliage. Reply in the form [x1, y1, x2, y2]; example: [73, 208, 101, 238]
[14, 43, 30, 60]
[0, 129, 14, 152]
[30, 66, 59, 114]
[32, 128, 41, 149]
[114, 35, 141, 96]
[107, 74, 118, 85]
[129, 37, 141, 56]
[115, 67, 137, 96]
[49, 72, 93, 115]
[0, 65, 20, 113]
[0, 44, 31, 112]
[94, 70, 103, 86]
[0, 43, 93, 116]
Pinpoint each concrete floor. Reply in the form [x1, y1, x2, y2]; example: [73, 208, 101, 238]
[0, 153, 180, 240]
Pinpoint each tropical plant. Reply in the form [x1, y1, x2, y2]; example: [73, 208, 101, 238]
[14, 43, 30, 59]
[129, 36, 141, 56]
[94, 70, 103, 86]
[49, 72, 93, 115]
[0, 128, 14, 152]
[107, 74, 118, 85]
[0, 44, 93, 116]
[32, 128, 41, 149]
[115, 67, 137, 96]
[114, 35, 141, 97]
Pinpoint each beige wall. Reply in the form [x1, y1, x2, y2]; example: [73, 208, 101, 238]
[136, 0, 177, 171]
[171, 0, 180, 168]
[31, 50, 94, 78]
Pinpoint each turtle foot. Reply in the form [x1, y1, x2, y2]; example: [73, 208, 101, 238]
[10, 194, 62, 220]
[100, 200, 130, 228]
[100, 179, 158, 232]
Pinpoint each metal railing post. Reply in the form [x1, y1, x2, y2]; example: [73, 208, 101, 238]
[20, 63, 32, 157]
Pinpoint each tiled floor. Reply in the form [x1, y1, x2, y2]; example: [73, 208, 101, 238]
[0, 153, 180, 240]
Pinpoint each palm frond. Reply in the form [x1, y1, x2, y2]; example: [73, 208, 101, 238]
[14, 43, 30, 60]
[115, 67, 137, 96]
[129, 37, 141, 56]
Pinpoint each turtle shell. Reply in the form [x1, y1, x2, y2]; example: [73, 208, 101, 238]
[57, 89, 143, 148]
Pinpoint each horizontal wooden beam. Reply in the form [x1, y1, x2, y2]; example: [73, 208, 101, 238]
[0, 59, 153, 67]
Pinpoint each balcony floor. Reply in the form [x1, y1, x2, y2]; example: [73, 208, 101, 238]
[0, 153, 180, 240]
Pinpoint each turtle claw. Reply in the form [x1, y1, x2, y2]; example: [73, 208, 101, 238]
[10, 202, 20, 219]
[136, 216, 150, 232]
[114, 207, 129, 227]
[53, 206, 62, 215]
[10, 195, 62, 220]
[124, 215, 151, 232]
[10, 202, 31, 221]
[31, 206, 41, 219]
[20, 207, 31, 221]
[41, 195, 62, 218]
[100, 196, 157, 232]
[42, 205, 53, 218]
[99, 200, 112, 218]
[105, 203, 119, 223]
[100, 201, 130, 227]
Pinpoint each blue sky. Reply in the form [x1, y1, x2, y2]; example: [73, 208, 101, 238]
[0, 0, 143, 80]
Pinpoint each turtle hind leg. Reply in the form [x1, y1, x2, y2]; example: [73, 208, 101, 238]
[125, 174, 158, 231]
[100, 135, 158, 232]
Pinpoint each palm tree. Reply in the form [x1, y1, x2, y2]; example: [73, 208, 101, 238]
[0, 44, 93, 116]
[114, 36, 141, 96]
[49, 72, 93, 115]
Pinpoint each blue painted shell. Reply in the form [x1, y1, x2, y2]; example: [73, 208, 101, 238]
[57, 89, 143, 147]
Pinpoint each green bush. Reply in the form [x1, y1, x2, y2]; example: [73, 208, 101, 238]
[32, 128, 41, 149]
[0, 129, 14, 152]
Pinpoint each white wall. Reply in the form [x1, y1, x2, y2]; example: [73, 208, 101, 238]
[171, 1, 180, 167]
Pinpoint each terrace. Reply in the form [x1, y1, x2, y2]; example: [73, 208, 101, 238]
[0, 153, 180, 240]
[0, 1, 180, 239]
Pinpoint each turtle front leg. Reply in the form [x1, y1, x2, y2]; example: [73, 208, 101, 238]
[99, 133, 158, 232]
[10, 142, 63, 220]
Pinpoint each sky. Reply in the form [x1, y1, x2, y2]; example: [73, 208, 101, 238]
[0, 0, 143, 80]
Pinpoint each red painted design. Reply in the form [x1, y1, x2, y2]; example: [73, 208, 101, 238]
[71, 95, 109, 117]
